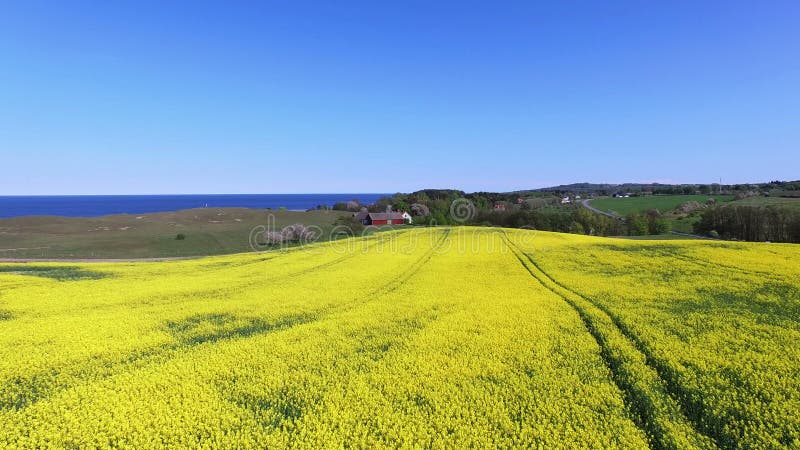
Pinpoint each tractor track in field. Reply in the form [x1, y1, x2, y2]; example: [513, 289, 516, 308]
[173, 230, 438, 304]
[524, 247, 734, 449]
[0, 230, 451, 412]
[371, 228, 450, 296]
[632, 244, 790, 295]
[667, 249, 783, 281]
[23, 237, 392, 318]
[501, 231, 720, 450]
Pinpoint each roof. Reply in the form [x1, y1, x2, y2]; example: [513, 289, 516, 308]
[367, 212, 405, 220]
[355, 211, 369, 221]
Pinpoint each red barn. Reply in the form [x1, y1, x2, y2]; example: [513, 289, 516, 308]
[355, 211, 406, 225]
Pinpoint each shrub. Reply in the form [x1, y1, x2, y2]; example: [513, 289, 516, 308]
[263, 231, 284, 245]
[262, 224, 319, 245]
[175, 234, 186, 240]
[333, 215, 365, 236]
[282, 224, 318, 242]
[678, 201, 703, 213]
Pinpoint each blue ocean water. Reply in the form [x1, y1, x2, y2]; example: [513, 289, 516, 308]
[0, 194, 389, 218]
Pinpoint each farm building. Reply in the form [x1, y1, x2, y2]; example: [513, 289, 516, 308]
[355, 211, 407, 225]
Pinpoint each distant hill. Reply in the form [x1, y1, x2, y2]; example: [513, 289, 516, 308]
[528, 180, 800, 195]
[530, 182, 704, 193]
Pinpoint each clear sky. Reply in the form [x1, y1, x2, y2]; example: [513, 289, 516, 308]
[1, 1, 798, 194]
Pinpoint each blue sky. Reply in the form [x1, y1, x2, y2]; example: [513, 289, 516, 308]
[1, 1, 798, 194]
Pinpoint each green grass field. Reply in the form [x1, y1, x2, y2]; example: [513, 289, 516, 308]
[728, 196, 800, 209]
[0, 208, 350, 259]
[589, 195, 734, 216]
[0, 228, 797, 448]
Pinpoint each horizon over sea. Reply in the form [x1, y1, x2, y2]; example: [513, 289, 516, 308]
[0, 194, 389, 218]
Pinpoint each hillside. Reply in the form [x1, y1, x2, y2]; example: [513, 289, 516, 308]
[588, 195, 734, 217]
[0, 228, 797, 448]
[728, 196, 800, 209]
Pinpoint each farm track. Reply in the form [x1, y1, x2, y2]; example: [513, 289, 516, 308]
[528, 248, 740, 449]
[502, 232, 719, 450]
[642, 245, 785, 284]
[22, 237, 390, 318]
[370, 228, 451, 296]
[0, 230, 452, 412]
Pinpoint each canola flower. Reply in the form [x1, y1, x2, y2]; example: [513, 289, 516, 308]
[0, 227, 797, 448]
[507, 229, 800, 449]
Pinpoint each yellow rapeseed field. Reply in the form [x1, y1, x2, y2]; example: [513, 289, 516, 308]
[0, 228, 797, 448]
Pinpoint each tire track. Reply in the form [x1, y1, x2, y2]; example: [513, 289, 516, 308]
[39, 236, 389, 318]
[595, 244, 787, 448]
[370, 228, 450, 296]
[632, 243, 784, 282]
[0, 229, 449, 412]
[501, 231, 718, 450]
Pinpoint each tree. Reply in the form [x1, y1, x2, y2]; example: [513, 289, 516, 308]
[430, 211, 448, 226]
[627, 214, 649, 236]
[282, 223, 318, 242]
[649, 218, 671, 235]
[569, 222, 585, 234]
[695, 204, 800, 243]
[410, 203, 430, 217]
[333, 215, 364, 236]
[262, 224, 318, 245]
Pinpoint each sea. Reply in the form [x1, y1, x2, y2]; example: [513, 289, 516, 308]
[0, 194, 389, 218]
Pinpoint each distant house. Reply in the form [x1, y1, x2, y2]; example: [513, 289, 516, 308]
[575, 195, 581, 200]
[493, 203, 506, 212]
[355, 211, 407, 225]
[561, 197, 571, 204]
[400, 211, 413, 224]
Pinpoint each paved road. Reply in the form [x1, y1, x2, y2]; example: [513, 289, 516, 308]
[580, 198, 620, 219]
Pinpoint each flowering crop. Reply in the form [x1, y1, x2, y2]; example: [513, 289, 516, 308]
[0, 228, 797, 448]
[506, 229, 800, 449]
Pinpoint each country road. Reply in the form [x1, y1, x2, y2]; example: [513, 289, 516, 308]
[580, 199, 717, 240]
[580, 198, 619, 219]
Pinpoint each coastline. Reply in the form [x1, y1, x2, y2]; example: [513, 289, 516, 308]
[0, 193, 387, 219]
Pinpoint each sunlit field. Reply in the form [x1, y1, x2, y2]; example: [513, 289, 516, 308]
[0, 228, 797, 448]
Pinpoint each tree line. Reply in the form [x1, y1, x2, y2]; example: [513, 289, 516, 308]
[334, 189, 800, 242]
[334, 190, 640, 237]
[695, 205, 800, 243]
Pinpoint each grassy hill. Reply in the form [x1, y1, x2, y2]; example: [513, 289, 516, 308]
[588, 194, 734, 217]
[0, 208, 350, 259]
[727, 195, 800, 209]
[0, 228, 797, 448]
